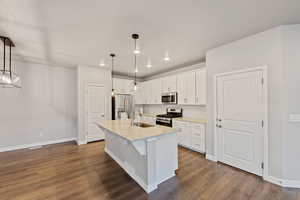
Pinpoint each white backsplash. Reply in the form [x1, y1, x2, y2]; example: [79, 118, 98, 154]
[138, 104, 207, 119]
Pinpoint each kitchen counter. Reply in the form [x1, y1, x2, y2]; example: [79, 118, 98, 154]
[96, 120, 178, 193]
[174, 117, 208, 124]
[97, 120, 177, 141]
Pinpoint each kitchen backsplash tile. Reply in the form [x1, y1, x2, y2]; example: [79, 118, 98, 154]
[138, 104, 207, 119]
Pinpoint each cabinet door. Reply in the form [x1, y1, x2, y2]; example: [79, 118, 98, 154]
[185, 72, 196, 104]
[168, 75, 177, 92]
[177, 72, 196, 105]
[135, 82, 144, 104]
[173, 121, 184, 144]
[177, 74, 186, 104]
[182, 125, 191, 146]
[162, 75, 177, 93]
[152, 79, 162, 104]
[143, 81, 151, 104]
[195, 68, 207, 105]
[191, 123, 206, 152]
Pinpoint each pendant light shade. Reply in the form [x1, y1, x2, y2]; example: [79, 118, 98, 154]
[110, 53, 116, 96]
[0, 36, 21, 88]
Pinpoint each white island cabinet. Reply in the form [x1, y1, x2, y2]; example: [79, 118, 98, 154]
[96, 120, 178, 193]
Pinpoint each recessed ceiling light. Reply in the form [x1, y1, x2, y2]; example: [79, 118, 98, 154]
[133, 48, 140, 55]
[164, 56, 170, 61]
[99, 60, 105, 66]
[164, 52, 170, 62]
[147, 61, 152, 68]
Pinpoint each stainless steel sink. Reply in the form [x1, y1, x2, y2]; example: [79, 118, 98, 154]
[133, 122, 155, 128]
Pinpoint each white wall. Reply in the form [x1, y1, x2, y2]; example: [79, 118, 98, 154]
[77, 65, 112, 144]
[281, 25, 300, 181]
[206, 27, 284, 179]
[0, 61, 77, 150]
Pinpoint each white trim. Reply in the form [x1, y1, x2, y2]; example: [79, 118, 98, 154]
[76, 140, 87, 145]
[282, 179, 300, 188]
[264, 176, 300, 188]
[213, 66, 269, 178]
[205, 154, 218, 162]
[178, 144, 205, 155]
[264, 176, 284, 186]
[0, 137, 76, 152]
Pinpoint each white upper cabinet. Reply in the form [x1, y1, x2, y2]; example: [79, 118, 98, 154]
[150, 79, 162, 104]
[177, 71, 196, 105]
[141, 79, 162, 104]
[113, 78, 133, 94]
[162, 75, 177, 93]
[135, 82, 144, 104]
[134, 66, 206, 105]
[195, 68, 207, 105]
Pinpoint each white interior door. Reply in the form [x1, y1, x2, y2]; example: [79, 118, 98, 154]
[86, 84, 106, 142]
[216, 70, 264, 176]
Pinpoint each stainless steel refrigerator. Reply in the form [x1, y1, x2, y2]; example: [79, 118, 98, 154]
[112, 94, 133, 120]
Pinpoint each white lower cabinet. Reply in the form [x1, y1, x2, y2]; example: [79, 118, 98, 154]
[173, 120, 206, 153]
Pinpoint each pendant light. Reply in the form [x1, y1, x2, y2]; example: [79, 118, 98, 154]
[0, 36, 21, 88]
[132, 34, 139, 91]
[110, 53, 116, 96]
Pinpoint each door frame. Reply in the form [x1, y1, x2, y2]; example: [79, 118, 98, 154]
[213, 66, 268, 178]
[85, 82, 106, 142]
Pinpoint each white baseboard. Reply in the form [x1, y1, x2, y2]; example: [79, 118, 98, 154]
[264, 176, 283, 186]
[76, 140, 87, 145]
[0, 137, 76, 152]
[282, 179, 300, 188]
[205, 154, 217, 162]
[264, 176, 300, 188]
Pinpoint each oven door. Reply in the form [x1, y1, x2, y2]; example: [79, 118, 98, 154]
[161, 93, 177, 104]
[156, 118, 172, 127]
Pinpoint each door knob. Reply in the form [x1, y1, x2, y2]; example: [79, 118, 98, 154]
[218, 125, 222, 128]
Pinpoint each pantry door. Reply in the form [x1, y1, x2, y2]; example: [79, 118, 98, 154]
[86, 84, 106, 142]
[216, 69, 265, 176]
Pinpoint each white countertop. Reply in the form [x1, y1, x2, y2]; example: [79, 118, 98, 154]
[97, 120, 178, 141]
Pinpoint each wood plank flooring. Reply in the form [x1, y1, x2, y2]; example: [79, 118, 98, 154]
[0, 141, 299, 200]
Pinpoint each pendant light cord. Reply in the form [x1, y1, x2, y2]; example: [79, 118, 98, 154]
[110, 53, 115, 93]
[111, 56, 114, 90]
[9, 42, 12, 78]
[3, 37, 5, 74]
[134, 39, 137, 85]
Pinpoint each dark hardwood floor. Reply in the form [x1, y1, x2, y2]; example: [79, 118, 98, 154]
[0, 141, 299, 200]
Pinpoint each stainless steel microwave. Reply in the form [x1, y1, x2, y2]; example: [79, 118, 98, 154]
[161, 92, 177, 104]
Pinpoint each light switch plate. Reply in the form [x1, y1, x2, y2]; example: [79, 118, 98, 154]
[289, 114, 300, 122]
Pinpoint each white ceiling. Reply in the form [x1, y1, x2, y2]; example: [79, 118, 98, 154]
[0, 0, 300, 78]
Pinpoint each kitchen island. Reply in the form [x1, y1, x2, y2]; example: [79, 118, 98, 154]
[96, 120, 178, 193]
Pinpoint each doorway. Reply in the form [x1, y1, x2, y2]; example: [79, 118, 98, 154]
[214, 66, 268, 177]
[85, 84, 106, 142]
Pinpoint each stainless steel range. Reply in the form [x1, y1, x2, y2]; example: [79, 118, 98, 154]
[156, 108, 183, 127]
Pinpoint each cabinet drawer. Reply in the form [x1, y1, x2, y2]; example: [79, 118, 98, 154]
[191, 136, 205, 152]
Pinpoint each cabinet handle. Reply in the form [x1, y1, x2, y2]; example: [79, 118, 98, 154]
[196, 97, 198, 103]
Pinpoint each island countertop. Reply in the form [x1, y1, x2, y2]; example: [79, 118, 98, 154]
[96, 120, 177, 141]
